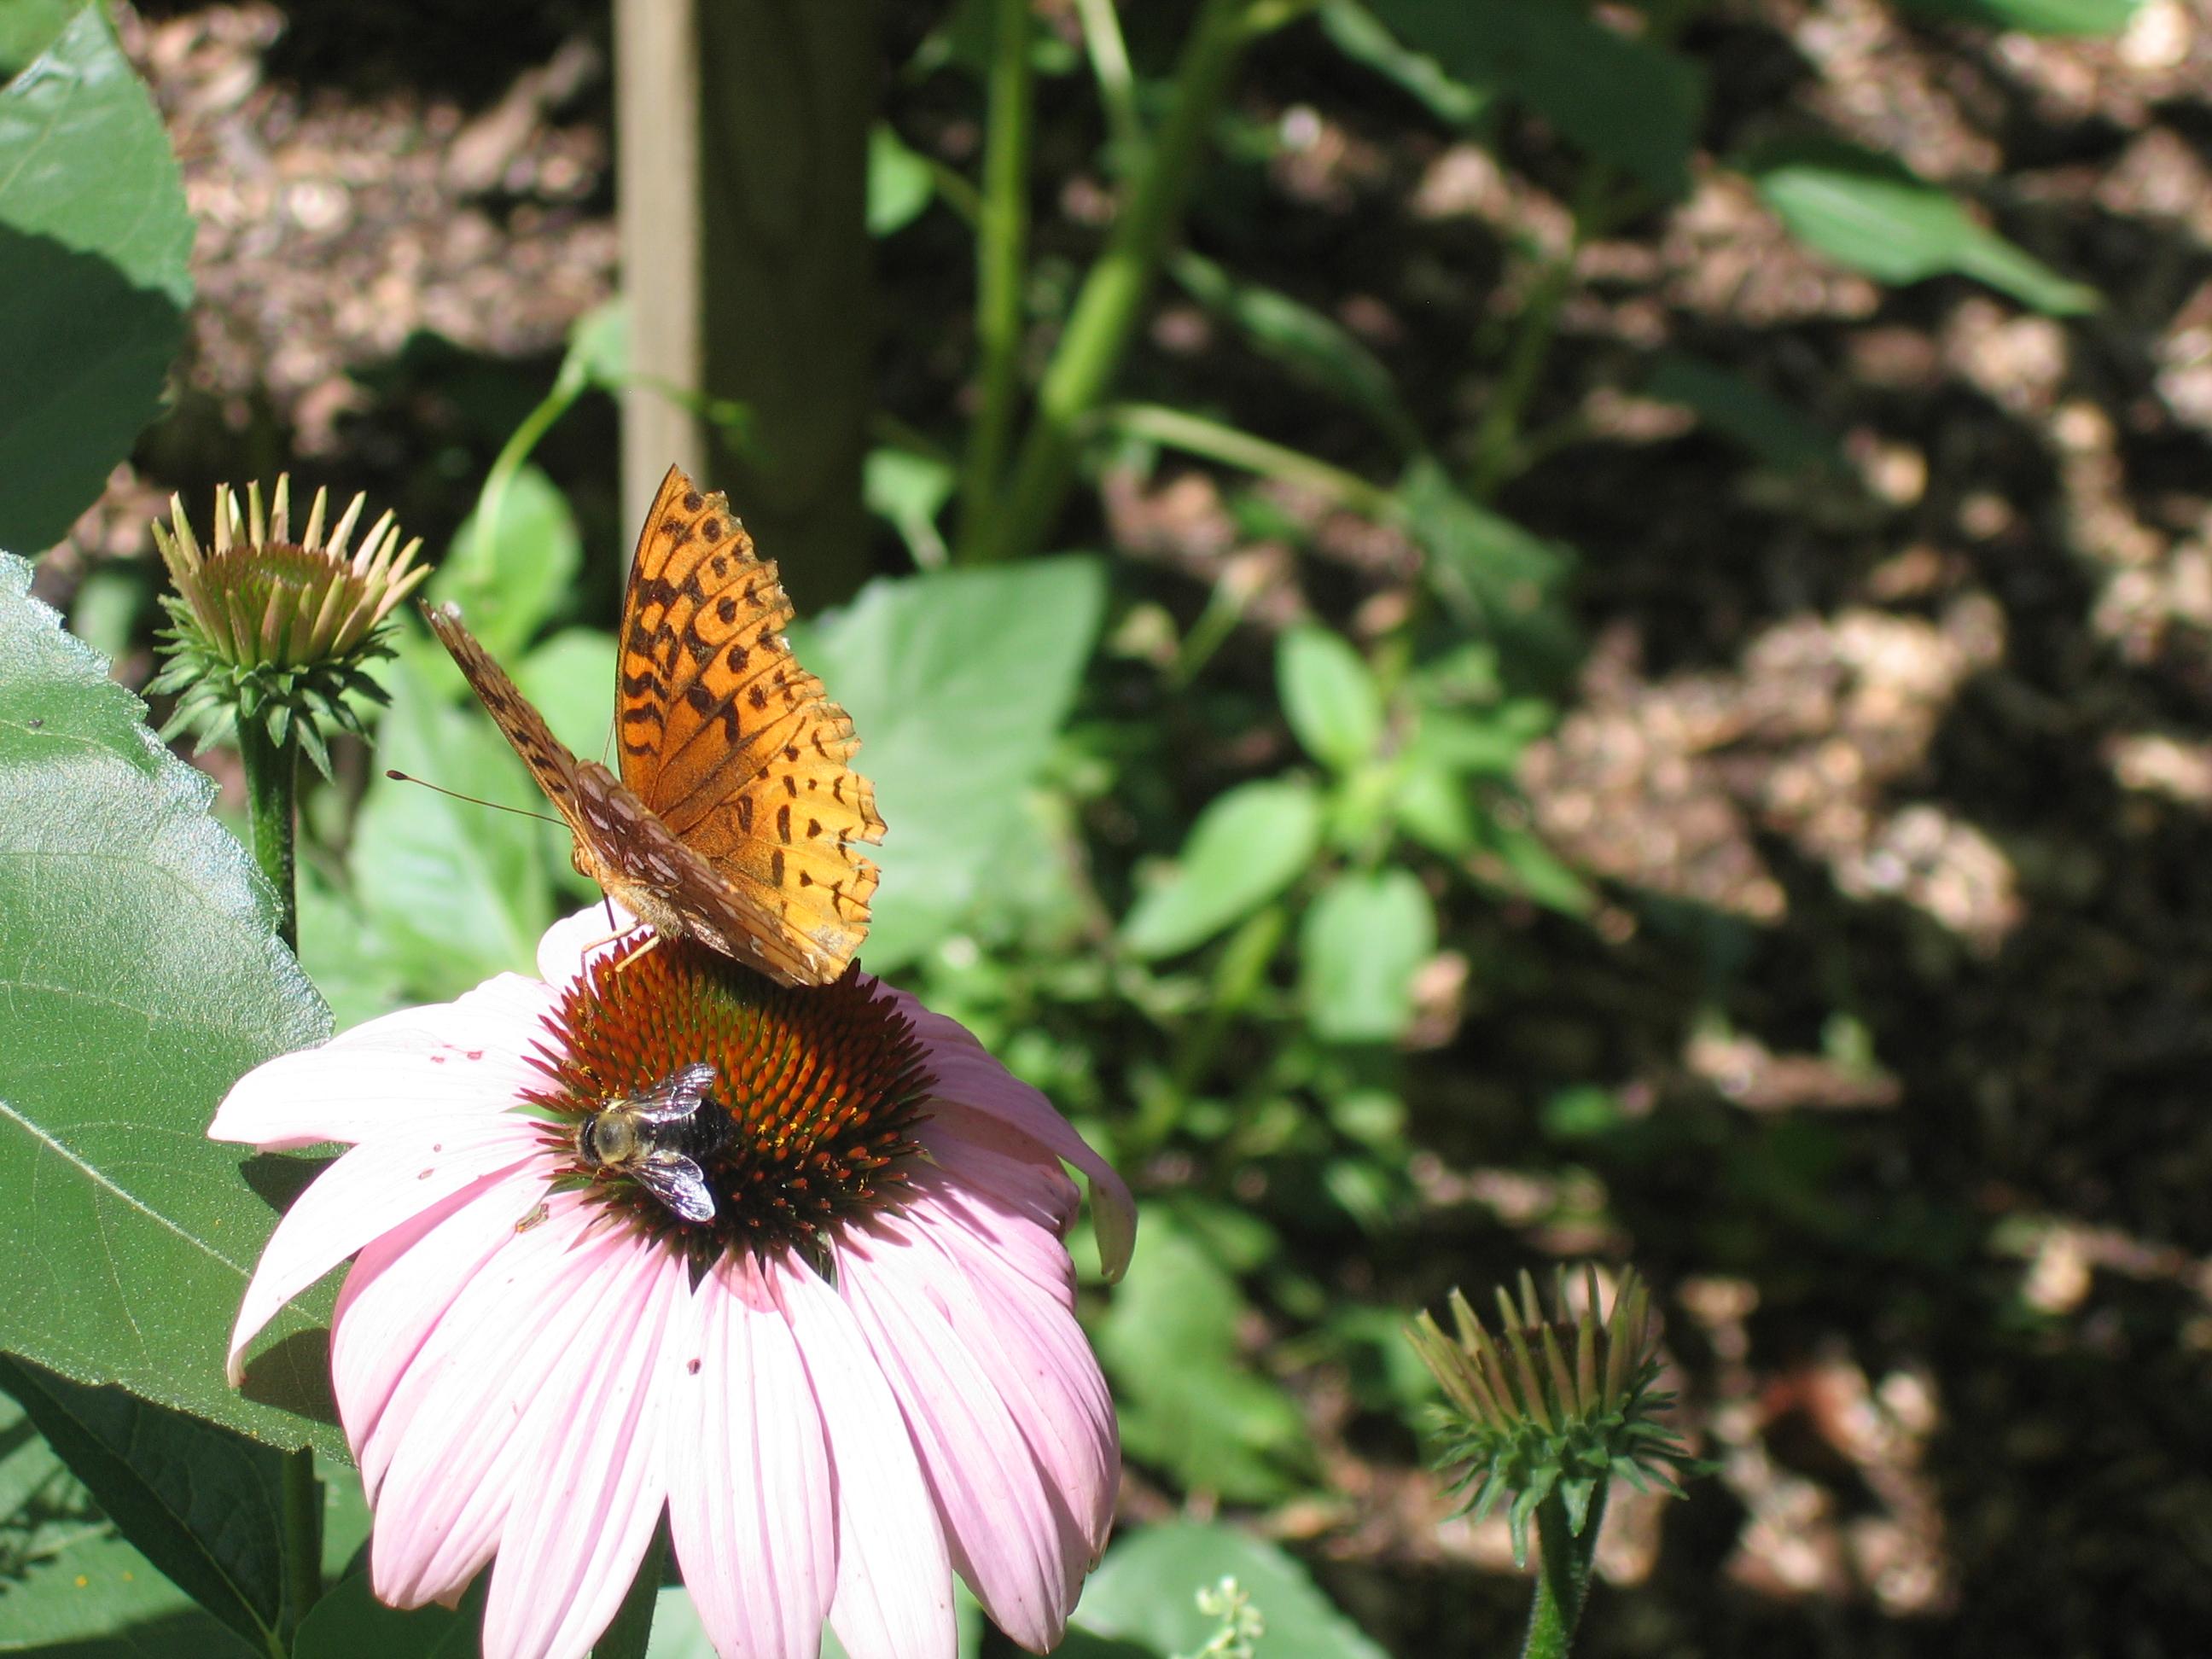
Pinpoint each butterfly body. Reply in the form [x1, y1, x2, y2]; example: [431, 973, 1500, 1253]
[426, 465, 883, 985]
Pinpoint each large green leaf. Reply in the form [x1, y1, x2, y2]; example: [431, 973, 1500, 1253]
[1396, 462, 1578, 680]
[428, 463, 582, 661]
[1299, 868, 1436, 1043]
[0, 1358, 287, 1654]
[1121, 778, 1323, 961]
[0, 555, 338, 1454]
[0, 1392, 254, 1655]
[1096, 1210, 1313, 1502]
[1747, 139, 2099, 316]
[0, 5, 194, 553]
[293, 1573, 480, 1659]
[1365, 0, 1703, 199]
[1071, 1522, 1387, 1659]
[352, 637, 554, 1000]
[795, 560, 1105, 969]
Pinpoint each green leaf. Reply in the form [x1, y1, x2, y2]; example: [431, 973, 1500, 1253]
[863, 446, 955, 570]
[1486, 819, 1592, 916]
[1299, 869, 1436, 1043]
[1277, 626, 1383, 773]
[428, 463, 582, 660]
[1747, 139, 2099, 316]
[0, 554, 340, 1458]
[1644, 351, 1843, 476]
[293, 1572, 480, 1659]
[0, 1358, 285, 1654]
[1365, 0, 1703, 199]
[1095, 1212, 1313, 1503]
[1121, 779, 1323, 961]
[0, 4, 195, 554]
[1895, 0, 2139, 33]
[0, 0, 78, 78]
[1073, 1522, 1387, 1659]
[0, 1388, 256, 1656]
[1172, 253, 1421, 451]
[352, 637, 554, 1001]
[867, 122, 935, 236]
[1396, 462, 1577, 675]
[1317, 1, 1487, 127]
[794, 560, 1105, 969]
[566, 296, 629, 391]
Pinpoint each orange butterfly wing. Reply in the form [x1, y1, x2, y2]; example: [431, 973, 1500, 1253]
[615, 467, 884, 977]
[422, 465, 882, 987]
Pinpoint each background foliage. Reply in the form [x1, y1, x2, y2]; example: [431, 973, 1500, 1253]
[4, 0, 2210, 1653]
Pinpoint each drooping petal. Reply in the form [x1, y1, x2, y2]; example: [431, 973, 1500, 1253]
[480, 1231, 692, 1659]
[667, 1254, 835, 1659]
[917, 1106, 1086, 1301]
[366, 1199, 636, 1610]
[328, 1163, 550, 1487]
[836, 1221, 1088, 1653]
[225, 1113, 544, 1384]
[894, 1184, 1119, 1562]
[209, 974, 557, 1150]
[776, 1254, 956, 1659]
[885, 988, 1134, 1280]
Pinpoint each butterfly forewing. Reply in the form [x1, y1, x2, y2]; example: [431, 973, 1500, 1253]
[616, 467, 885, 969]
[422, 463, 883, 987]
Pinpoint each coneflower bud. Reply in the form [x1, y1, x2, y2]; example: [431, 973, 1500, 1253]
[1406, 1265, 1697, 1569]
[148, 475, 425, 777]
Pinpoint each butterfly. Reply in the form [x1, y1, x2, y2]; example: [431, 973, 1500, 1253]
[424, 464, 884, 986]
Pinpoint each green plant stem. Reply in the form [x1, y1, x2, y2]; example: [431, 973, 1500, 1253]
[592, 1522, 666, 1658]
[234, 711, 298, 952]
[277, 1448, 323, 1643]
[1073, 0, 1143, 164]
[1107, 402, 1395, 516]
[1521, 1487, 1607, 1659]
[956, 0, 1036, 560]
[1467, 166, 1611, 503]
[984, 0, 1304, 562]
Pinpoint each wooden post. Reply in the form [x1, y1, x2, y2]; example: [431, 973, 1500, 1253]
[614, 0, 880, 609]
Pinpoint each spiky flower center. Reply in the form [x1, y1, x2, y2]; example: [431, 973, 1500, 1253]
[527, 935, 935, 1261]
[191, 543, 370, 667]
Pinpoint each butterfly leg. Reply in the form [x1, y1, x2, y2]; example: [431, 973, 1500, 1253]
[610, 929, 667, 975]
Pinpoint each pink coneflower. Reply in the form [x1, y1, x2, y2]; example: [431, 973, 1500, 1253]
[215, 908, 1134, 1659]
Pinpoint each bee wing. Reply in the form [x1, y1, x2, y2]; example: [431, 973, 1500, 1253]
[635, 1151, 718, 1224]
[629, 1062, 721, 1126]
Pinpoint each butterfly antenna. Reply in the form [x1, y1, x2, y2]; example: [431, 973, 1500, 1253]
[383, 770, 566, 827]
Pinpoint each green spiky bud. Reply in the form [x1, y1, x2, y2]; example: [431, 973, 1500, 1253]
[1406, 1266, 1700, 1568]
[148, 476, 427, 777]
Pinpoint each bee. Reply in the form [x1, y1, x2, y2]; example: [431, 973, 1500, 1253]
[577, 1062, 729, 1225]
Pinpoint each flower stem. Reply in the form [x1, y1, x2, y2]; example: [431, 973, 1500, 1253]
[954, 0, 1036, 560]
[1521, 1487, 1607, 1659]
[234, 711, 298, 952]
[591, 1522, 667, 1658]
[981, 0, 1301, 562]
[277, 1447, 323, 1639]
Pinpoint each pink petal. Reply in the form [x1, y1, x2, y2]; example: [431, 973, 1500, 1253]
[534, 901, 641, 988]
[917, 1107, 1085, 1299]
[885, 989, 1134, 1281]
[480, 1232, 691, 1659]
[328, 1164, 550, 1485]
[366, 1199, 637, 1609]
[836, 1221, 1089, 1653]
[891, 1188, 1119, 1562]
[208, 974, 556, 1150]
[776, 1254, 956, 1659]
[225, 1114, 544, 1385]
[666, 1254, 835, 1659]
